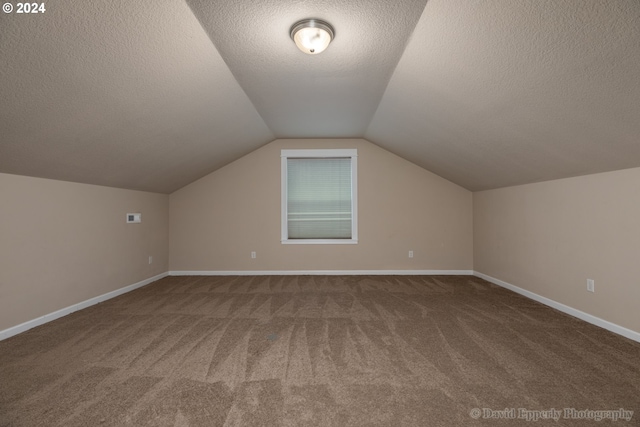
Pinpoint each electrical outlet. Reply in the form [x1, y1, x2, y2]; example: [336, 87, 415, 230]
[251, 251, 256, 259]
[587, 279, 595, 293]
[148, 256, 153, 265]
[408, 250, 414, 258]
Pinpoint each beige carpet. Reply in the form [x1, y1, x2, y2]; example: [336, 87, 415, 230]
[1, 275, 639, 426]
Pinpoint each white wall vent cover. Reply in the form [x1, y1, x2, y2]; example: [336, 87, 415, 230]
[126, 213, 141, 223]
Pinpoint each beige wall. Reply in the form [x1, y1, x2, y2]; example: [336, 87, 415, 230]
[170, 139, 473, 272]
[5, 140, 638, 335]
[0, 173, 169, 331]
[474, 167, 640, 332]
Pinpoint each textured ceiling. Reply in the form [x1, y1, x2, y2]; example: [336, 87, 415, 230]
[1, 0, 640, 193]
[185, 0, 428, 138]
[366, 0, 640, 190]
[0, 0, 273, 193]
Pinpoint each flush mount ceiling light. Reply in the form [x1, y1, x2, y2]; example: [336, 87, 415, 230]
[290, 19, 334, 55]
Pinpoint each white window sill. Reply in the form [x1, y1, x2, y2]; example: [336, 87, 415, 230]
[281, 239, 358, 245]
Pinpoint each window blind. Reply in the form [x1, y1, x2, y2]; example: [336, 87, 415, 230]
[287, 157, 352, 239]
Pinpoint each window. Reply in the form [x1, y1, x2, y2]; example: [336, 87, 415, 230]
[281, 149, 358, 244]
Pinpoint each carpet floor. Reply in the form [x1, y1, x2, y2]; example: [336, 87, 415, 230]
[0, 275, 639, 426]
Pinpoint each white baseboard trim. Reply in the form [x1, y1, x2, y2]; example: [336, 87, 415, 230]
[4, 270, 636, 344]
[474, 271, 640, 344]
[170, 270, 474, 276]
[0, 272, 169, 341]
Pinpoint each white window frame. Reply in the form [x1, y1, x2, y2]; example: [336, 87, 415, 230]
[281, 149, 358, 245]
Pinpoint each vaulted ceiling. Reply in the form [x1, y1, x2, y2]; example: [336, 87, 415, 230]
[1, 0, 639, 193]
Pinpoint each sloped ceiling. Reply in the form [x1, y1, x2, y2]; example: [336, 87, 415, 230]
[0, 0, 274, 193]
[366, 0, 640, 191]
[1, 0, 639, 193]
